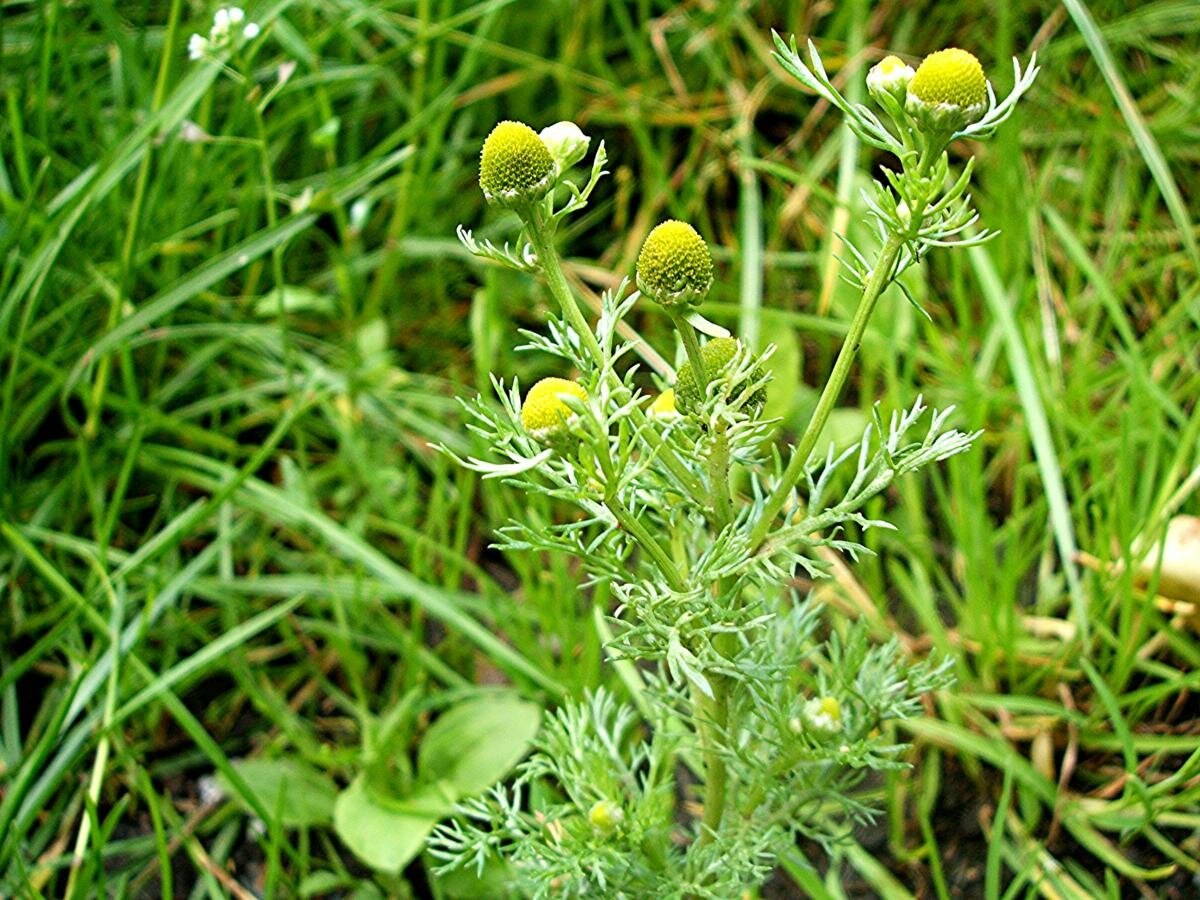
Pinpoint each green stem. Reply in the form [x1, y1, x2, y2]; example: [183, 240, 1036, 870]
[708, 428, 734, 528]
[591, 423, 687, 593]
[747, 232, 905, 551]
[748, 146, 944, 551]
[696, 682, 729, 847]
[606, 493, 686, 593]
[669, 309, 707, 389]
[523, 206, 605, 364]
[521, 209, 708, 504]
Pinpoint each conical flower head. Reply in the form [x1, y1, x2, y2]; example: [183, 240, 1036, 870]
[674, 337, 766, 417]
[478, 121, 556, 208]
[636, 220, 714, 308]
[906, 48, 988, 132]
[520, 377, 588, 441]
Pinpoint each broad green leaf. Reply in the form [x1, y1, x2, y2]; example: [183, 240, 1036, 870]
[299, 871, 348, 897]
[221, 758, 337, 828]
[418, 695, 541, 797]
[333, 776, 448, 875]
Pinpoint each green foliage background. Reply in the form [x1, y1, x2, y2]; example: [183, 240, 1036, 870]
[1, 0, 1197, 896]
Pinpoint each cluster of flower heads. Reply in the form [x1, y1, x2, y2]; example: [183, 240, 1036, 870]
[478, 47, 1001, 446]
[477, 118, 761, 443]
[867, 46, 989, 133]
[187, 6, 261, 60]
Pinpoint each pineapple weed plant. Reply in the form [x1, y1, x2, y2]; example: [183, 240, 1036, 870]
[434, 37, 1038, 897]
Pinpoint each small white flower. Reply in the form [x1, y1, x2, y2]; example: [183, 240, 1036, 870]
[227, 7, 246, 25]
[278, 60, 297, 85]
[291, 186, 315, 215]
[179, 120, 211, 143]
[197, 775, 225, 806]
[212, 8, 231, 36]
[187, 33, 208, 60]
[243, 22, 260, 40]
[349, 198, 371, 232]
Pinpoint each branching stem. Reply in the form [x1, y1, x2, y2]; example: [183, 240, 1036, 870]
[522, 208, 709, 504]
[747, 232, 905, 551]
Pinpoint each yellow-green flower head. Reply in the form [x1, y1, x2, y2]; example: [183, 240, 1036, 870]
[649, 388, 679, 420]
[866, 54, 915, 105]
[478, 121, 556, 208]
[520, 377, 587, 441]
[587, 799, 624, 835]
[674, 337, 766, 417]
[635, 220, 714, 308]
[905, 48, 988, 132]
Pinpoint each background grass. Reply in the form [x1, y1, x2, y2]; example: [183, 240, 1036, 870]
[2, 0, 1198, 896]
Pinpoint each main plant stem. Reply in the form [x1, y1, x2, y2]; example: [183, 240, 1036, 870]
[699, 425, 735, 846]
[747, 232, 905, 551]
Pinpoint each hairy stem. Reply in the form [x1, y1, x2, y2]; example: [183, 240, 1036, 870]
[707, 428, 734, 530]
[695, 680, 730, 848]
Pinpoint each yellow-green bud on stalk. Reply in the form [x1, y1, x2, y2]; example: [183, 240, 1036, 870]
[478, 121, 557, 208]
[674, 337, 766, 417]
[905, 48, 988, 134]
[635, 220, 714, 309]
[866, 55, 914, 105]
[520, 377, 588, 442]
[538, 121, 590, 174]
[587, 799, 624, 835]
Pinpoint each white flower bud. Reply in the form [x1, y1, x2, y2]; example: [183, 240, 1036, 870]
[538, 121, 591, 173]
[866, 55, 915, 105]
[243, 22, 260, 40]
[187, 33, 209, 60]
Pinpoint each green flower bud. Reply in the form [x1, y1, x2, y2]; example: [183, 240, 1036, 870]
[673, 337, 766, 417]
[588, 799, 624, 835]
[635, 220, 714, 308]
[478, 121, 556, 208]
[802, 696, 843, 735]
[866, 55, 914, 105]
[538, 121, 590, 173]
[905, 48, 988, 133]
[520, 377, 588, 442]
